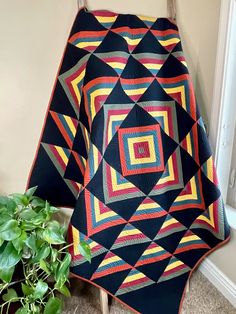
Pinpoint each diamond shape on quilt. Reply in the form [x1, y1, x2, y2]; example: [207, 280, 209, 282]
[135, 242, 172, 268]
[168, 169, 206, 213]
[129, 197, 168, 222]
[173, 229, 210, 255]
[154, 214, 187, 242]
[91, 251, 132, 280]
[156, 256, 190, 283]
[120, 64, 155, 103]
[120, 76, 156, 103]
[137, 100, 179, 143]
[137, 14, 157, 29]
[150, 27, 180, 53]
[110, 15, 149, 53]
[118, 124, 165, 176]
[172, 230, 211, 269]
[83, 188, 127, 237]
[134, 241, 173, 283]
[58, 55, 90, 118]
[109, 223, 152, 266]
[110, 223, 151, 250]
[131, 31, 170, 76]
[69, 29, 109, 53]
[115, 268, 155, 296]
[190, 197, 227, 240]
[95, 51, 130, 76]
[91, 10, 118, 29]
[104, 104, 178, 195]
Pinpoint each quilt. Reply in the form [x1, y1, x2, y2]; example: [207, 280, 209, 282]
[27, 7, 231, 314]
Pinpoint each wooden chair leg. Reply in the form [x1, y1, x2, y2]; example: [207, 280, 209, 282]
[100, 289, 109, 314]
[186, 279, 190, 293]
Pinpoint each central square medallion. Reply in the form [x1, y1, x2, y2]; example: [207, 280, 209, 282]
[118, 124, 164, 176]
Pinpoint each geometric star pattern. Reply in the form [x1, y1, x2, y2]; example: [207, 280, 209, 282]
[26, 7, 231, 314]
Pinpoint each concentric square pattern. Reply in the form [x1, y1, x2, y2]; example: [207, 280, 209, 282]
[118, 124, 164, 176]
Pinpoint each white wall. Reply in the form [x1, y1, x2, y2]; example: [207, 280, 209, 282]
[1, 0, 233, 288]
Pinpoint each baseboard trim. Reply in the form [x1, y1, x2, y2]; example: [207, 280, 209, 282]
[198, 257, 236, 308]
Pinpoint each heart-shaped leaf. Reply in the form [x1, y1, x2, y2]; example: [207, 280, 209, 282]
[0, 220, 21, 241]
[43, 297, 62, 314]
[12, 231, 27, 253]
[42, 222, 65, 245]
[15, 307, 28, 314]
[0, 242, 21, 269]
[11, 193, 29, 206]
[24, 186, 38, 199]
[55, 283, 71, 297]
[2, 288, 18, 302]
[33, 245, 50, 263]
[0, 266, 15, 283]
[21, 283, 34, 296]
[33, 280, 48, 300]
[25, 234, 37, 253]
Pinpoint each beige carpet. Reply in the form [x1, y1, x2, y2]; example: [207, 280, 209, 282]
[62, 270, 236, 314]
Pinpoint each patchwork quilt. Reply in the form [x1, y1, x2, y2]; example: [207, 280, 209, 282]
[27, 7, 231, 314]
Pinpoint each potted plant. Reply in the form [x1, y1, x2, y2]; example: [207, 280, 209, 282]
[0, 186, 91, 314]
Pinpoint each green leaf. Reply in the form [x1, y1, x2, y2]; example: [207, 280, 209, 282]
[25, 234, 37, 253]
[11, 193, 29, 206]
[55, 283, 71, 297]
[33, 280, 48, 300]
[51, 248, 58, 263]
[20, 221, 36, 231]
[78, 241, 91, 263]
[31, 212, 47, 225]
[0, 242, 21, 269]
[33, 244, 50, 263]
[55, 253, 71, 287]
[48, 206, 59, 213]
[39, 259, 50, 275]
[43, 297, 62, 314]
[51, 261, 59, 275]
[21, 283, 34, 296]
[0, 219, 21, 241]
[12, 231, 27, 253]
[6, 199, 17, 213]
[42, 221, 65, 245]
[0, 205, 8, 216]
[15, 307, 29, 314]
[0, 266, 15, 283]
[2, 288, 18, 302]
[24, 186, 38, 199]
[0, 238, 4, 247]
[31, 197, 45, 208]
[19, 208, 37, 220]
